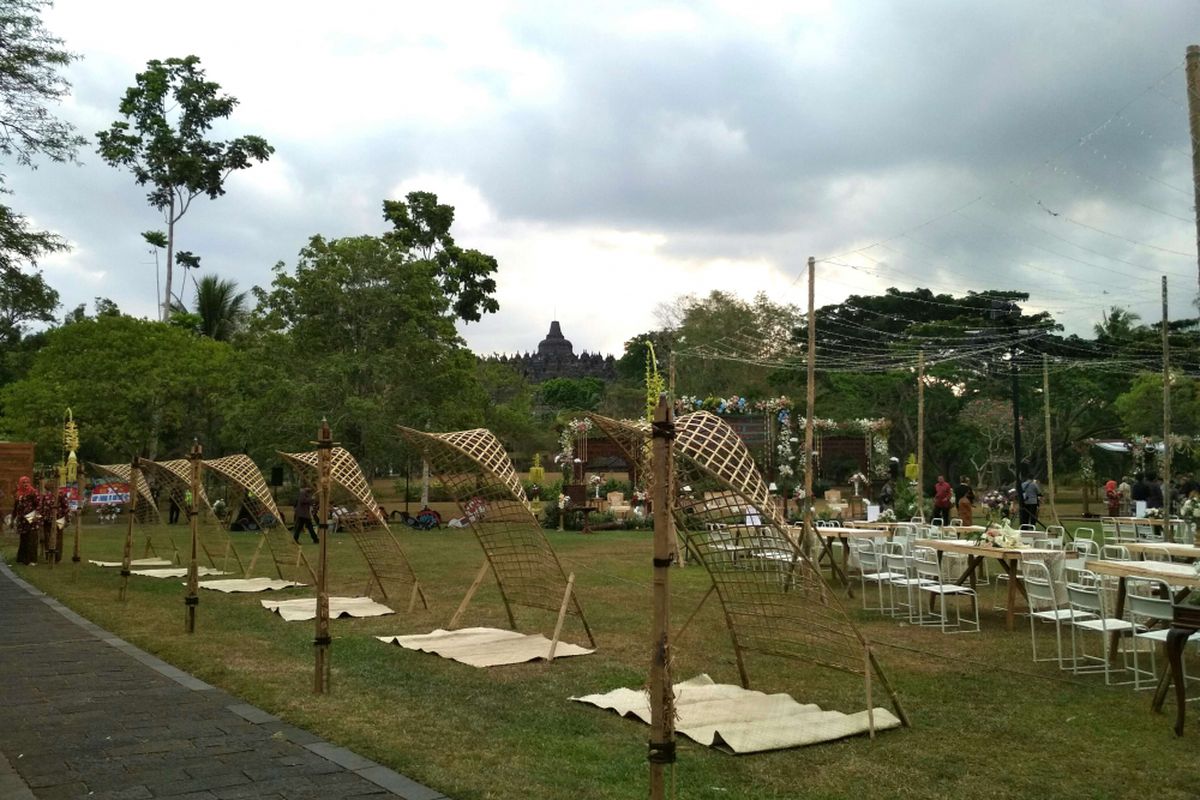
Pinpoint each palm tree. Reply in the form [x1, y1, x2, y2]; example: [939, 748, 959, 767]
[1093, 306, 1141, 343]
[188, 274, 247, 341]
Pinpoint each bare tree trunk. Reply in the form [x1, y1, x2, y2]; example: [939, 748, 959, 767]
[163, 198, 175, 322]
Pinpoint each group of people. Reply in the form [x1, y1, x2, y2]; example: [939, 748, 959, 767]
[7, 476, 71, 565]
[929, 474, 1045, 527]
[1103, 473, 1188, 516]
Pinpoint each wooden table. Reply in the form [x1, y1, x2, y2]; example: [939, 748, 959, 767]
[1123, 542, 1200, 561]
[845, 520, 912, 529]
[914, 539, 1060, 630]
[812, 527, 892, 596]
[1156, 605, 1200, 736]
[1084, 559, 1200, 661]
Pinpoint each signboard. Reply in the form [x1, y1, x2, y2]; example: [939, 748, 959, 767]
[90, 482, 130, 505]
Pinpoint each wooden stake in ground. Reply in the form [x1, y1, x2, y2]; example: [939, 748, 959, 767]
[1042, 355, 1061, 528]
[1162, 276, 1173, 518]
[185, 440, 202, 634]
[314, 419, 333, 694]
[802, 256, 817, 545]
[72, 462, 83, 564]
[648, 394, 676, 800]
[916, 350, 925, 520]
[119, 457, 140, 601]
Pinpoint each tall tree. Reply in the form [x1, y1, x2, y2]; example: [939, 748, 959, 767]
[0, 0, 86, 349]
[382, 192, 499, 322]
[176, 273, 246, 341]
[95, 55, 273, 321]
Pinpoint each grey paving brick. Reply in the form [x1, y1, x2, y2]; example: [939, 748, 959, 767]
[0, 562, 447, 800]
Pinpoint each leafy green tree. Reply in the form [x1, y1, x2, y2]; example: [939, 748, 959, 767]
[538, 377, 605, 412]
[382, 192, 499, 322]
[170, 273, 246, 341]
[241, 233, 486, 474]
[95, 55, 273, 321]
[0, 315, 233, 460]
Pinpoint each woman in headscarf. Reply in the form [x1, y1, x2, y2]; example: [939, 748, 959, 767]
[1105, 479, 1120, 517]
[11, 476, 40, 565]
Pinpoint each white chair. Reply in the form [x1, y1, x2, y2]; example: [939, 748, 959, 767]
[884, 543, 931, 623]
[1135, 520, 1162, 543]
[1024, 558, 1095, 670]
[949, 517, 963, 527]
[1066, 538, 1100, 581]
[851, 539, 902, 613]
[1101, 544, 1131, 561]
[1125, 577, 1200, 695]
[1100, 517, 1119, 545]
[1065, 570, 1137, 685]
[913, 546, 979, 633]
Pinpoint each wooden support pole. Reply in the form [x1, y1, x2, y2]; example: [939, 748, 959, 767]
[314, 419, 333, 694]
[1042, 355, 1061, 528]
[803, 256, 817, 544]
[72, 462, 83, 563]
[649, 393, 676, 800]
[119, 458, 140, 601]
[1162, 276, 1173, 518]
[1185, 45, 1200, 296]
[547, 572, 576, 661]
[917, 350, 925, 520]
[185, 440, 202, 634]
[449, 560, 489, 628]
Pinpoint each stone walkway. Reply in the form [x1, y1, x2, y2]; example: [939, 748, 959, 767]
[0, 562, 447, 800]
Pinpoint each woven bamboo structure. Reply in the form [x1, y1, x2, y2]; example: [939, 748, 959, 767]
[141, 459, 228, 570]
[278, 447, 425, 607]
[277, 447, 384, 525]
[90, 461, 177, 560]
[203, 454, 285, 530]
[591, 410, 907, 725]
[89, 462, 161, 525]
[397, 426, 594, 646]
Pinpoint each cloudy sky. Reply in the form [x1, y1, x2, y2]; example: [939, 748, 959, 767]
[10, 0, 1200, 357]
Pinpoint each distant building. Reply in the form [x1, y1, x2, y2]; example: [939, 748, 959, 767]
[491, 320, 617, 382]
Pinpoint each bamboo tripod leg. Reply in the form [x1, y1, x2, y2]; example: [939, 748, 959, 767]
[672, 584, 715, 643]
[864, 648, 875, 739]
[406, 582, 420, 614]
[547, 573, 576, 660]
[868, 648, 910, 728]
[449, 561, 490, 629]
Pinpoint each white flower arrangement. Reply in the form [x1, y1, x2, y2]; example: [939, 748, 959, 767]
[557, 494, 569, 510]
[878, 508, 896, 522]
[1180, 497, 1200, 522]
[1144, 507, 1164, 520]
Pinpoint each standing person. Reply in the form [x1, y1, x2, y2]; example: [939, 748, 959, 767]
[50, 487, 70, 563]
[954, 476, 975, 526]
[1147, 475, 1164, 510]
[1118, 476, 1133, 516]
[1021, 477, 1042, 527]
[292, 486, 319, 544]
[38, 481, 57, 562]
[932, 475, 952, 524]
[11, 476, 39, 565]
[1105, 479, 1120, 517]
[168, 494, 181, 524]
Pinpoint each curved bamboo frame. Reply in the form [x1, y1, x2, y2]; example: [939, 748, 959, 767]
[277, 447, 425, 607]
[397, 425, 593, 646]
[141, 459, 229, 571]
[89, 462, 161, 524]
[591, 410, 907, 725]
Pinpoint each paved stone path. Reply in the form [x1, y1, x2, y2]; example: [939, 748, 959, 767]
[0, 562, 447, 800]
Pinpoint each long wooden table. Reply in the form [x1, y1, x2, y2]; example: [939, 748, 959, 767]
[812, 527, 892, 596]
[1122, 542, 1200, 561]
[914, 539, 1061, 630]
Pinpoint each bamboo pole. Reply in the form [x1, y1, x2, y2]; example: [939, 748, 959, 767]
[803, 256, 817, 544]
[1162, 276, 1173, 519]
[314, 419, 333, 694]
[185, 440, 202, 633]
[71, 462, 83, 564]
[1042, 355, 1061, 528]
[119, 458, 140, 601]
[917, 350, 925, 520]
[648, 394, 676, 800]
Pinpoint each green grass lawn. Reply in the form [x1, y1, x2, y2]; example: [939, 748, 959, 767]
[6, 521, 1197, 800]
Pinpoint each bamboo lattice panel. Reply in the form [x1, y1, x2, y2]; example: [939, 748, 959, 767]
[90, 462, 161, 524]
[585, 415, 651, 490]
[257, 525, 317, 584]
[141, 459, 213, 516]
[203, 454, 284, 528]
[398, 426, 585, 623]
[277, 447, 387, 528]
[348, 523, 422, 602]
[672, 411, 872, 681]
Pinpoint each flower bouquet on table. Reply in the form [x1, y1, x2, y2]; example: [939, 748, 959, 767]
[1180, 497, 1200, 523]
[972, 519, 1022, 548]
[1143, 507, 1164, 520]
[878, 508, 896, 523]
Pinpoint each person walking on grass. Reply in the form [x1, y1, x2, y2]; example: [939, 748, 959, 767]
[1021, 477, 1042, 528]
[11, 476, 39, 565]
[954, 476, 975, 526]
[932, 475, 952, 524]
[293, 486, 319, 544]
